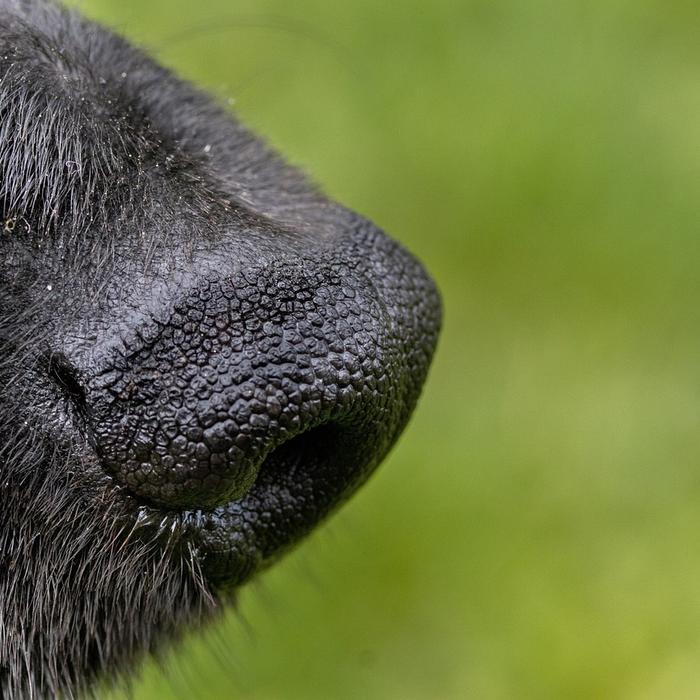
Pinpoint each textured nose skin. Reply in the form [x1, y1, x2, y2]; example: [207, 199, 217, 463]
[88, 223, 440, 515]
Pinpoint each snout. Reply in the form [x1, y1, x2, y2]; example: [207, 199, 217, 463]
[86, 224, 440, 583]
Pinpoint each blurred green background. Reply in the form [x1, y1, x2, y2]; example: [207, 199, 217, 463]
[70, 0, 700, 697]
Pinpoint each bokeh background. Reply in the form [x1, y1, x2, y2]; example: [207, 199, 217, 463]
[68, 0, 700, 697]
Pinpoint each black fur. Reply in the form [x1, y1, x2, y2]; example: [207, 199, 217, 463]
[0, 1, 441, 697]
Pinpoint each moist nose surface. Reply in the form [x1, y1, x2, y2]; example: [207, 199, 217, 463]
[88, 256, 393, 510]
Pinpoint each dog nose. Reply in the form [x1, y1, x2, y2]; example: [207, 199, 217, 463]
[86, 227, 441, 513]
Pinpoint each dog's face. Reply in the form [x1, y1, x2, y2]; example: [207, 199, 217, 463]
[0, 1, 441, 697]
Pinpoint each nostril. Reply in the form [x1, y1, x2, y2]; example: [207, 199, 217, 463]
[47, 353, 87, 409]
[261, 423, 340, 478]
[251, 419, 376, 516]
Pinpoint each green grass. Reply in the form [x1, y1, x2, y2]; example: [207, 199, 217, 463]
[67, 0, 700, 697]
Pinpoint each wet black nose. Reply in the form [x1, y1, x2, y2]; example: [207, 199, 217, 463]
[88, 230, 440, 512]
